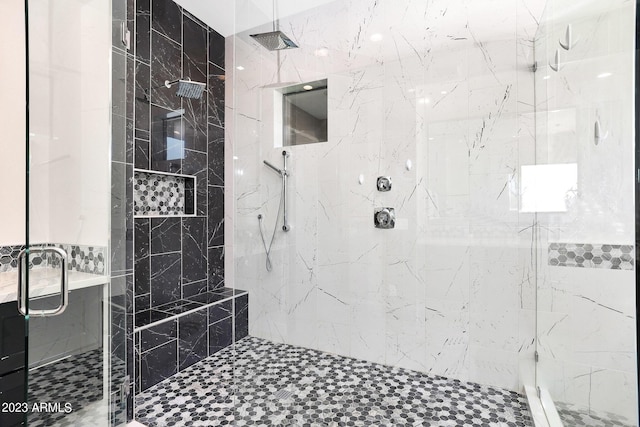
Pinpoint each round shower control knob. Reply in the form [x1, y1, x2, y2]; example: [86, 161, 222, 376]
[377, 176, 392, 192]
[374, 207, 396, 229]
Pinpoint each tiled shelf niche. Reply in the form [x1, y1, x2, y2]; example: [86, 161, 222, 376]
[133, 170, 196, 217]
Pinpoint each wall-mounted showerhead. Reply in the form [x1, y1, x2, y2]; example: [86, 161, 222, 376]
[250, 30, 298, 51]
[145, 78, 206, 101]
[166, 78, 206, 99]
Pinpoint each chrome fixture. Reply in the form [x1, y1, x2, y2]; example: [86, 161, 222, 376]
[263, 151, 291, 232]
[374, 208, 396, 229]
[251, 31, 298, 51]
[258, 151, 291, 271]
[145, 78, 207, 100]
[18, 247, 69, 316]
[121, 22, 131, 51]
[377, 176, 392, 192]
[250, 0, 299, 51]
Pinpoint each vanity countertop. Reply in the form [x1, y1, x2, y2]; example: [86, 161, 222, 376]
[0, 268, 108, 304]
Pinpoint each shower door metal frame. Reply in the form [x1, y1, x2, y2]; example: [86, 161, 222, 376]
[634, 0, 640, 421]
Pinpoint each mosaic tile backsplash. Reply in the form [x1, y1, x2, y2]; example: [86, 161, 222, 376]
[0, 244, 106, 275]
[134, 171, 187, 216]
[548, 243, 635, 270]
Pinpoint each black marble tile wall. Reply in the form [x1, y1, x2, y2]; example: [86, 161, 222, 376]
[152, 0, 182, 44]
[134, 219, 150, 296]
[208, 185, 224, 247]
[208, 68, 225, 128]
[208, 124, 225, 186]
[134, 61, 150, 134]
[140, 320, 176, 352]
[139, 340, 177, 391]
[150, 217, 181, 254]
[208, 246, 225, 290]
[111, 163, 134, 278]
[208, 315, 232, 355]
[208, 299, 231, 324]
[209, 30, 225, 70]
[133, 0, 225, 315]
[235, 294, 249, 340]
[178, 311, 208, 370]
[136, 0, 151, 63]
[182, 279, 208, 299]
[136, 320, 178, 392]
[150, 32, 181, 111]
[182, 218, 207, 284]
[150, 253, 181, 306]
[122, 0, 228, 410]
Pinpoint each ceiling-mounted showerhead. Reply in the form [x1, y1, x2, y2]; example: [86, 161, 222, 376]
[250, 30, 298, 51]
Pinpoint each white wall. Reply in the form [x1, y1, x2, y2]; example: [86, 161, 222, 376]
[0, 0, 26, 246]
[535, 0, 637, 422]
[232, 0, 544, 392]
[0, 0, 111, 248]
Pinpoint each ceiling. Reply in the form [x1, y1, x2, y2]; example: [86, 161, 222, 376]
[174, 0, 339, 37]
[175, 0, 548, 40]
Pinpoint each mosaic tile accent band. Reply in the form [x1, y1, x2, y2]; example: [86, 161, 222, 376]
[0, 244, 106, 275]
[548, 243, 635, 270]
[50, 244, 107, 275]
[134, 171, 187, 216]
[0, 245, 46, 272]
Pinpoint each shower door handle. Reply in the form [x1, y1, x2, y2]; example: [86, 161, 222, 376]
[17, 247, 69, 317]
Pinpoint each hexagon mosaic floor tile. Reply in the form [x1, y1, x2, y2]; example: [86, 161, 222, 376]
[28, 348, 104, 427]
[556, 402, 635, 427]
[135, 336, 533, 426]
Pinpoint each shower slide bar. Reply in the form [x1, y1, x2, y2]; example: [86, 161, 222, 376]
[264, 150, 290, 232]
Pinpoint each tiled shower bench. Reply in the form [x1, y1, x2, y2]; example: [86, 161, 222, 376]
[133, 287, 248, 392]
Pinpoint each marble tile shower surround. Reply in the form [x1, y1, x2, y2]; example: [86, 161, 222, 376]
[533, 0, 637, 423]
[116, 0, 229, 418]
[0, 244, 107, 275]
[232, 0, 544, 397]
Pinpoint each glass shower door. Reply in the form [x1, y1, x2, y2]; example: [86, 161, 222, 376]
[533, 0, 638, 425]
[21, 0, 121, 426]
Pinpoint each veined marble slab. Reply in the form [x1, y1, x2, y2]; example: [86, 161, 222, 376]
[0, 268, 108, 304]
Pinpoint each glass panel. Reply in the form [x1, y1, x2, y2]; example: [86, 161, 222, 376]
[232, 0, 543, 424]
[25, 0, 115, 426]
[534, 0, 638, 425]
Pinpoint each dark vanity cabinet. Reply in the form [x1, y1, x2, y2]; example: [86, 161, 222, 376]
[0, 301, 26, 426]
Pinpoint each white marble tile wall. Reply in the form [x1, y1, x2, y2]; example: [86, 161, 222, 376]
[231, 0, 544, 394]
[534, 0, 637, 423]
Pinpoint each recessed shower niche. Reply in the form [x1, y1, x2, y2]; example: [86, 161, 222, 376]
[276, 79, 328, 146]
[133, 170, 196, 216]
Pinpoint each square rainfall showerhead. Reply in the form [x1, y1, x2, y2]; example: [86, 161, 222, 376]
[250, 30, 299, 50]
